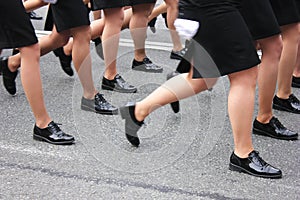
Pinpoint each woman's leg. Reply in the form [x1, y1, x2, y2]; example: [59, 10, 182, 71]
[276, 23, 300, 98]
[130, 3, 155, 61]
[148, 2, 167, 21]
[134, 72, 217, 121]
[102, 7, 124, 80]
[227, 66, 258, 158]
[164, 0, 183, 52]
[70, 25, 97, 99]
[19, 44, 51, 128]
[256, 35, 282, 123]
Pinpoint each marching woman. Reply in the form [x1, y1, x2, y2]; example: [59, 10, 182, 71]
[1, 0, 118, 115]
[0, 0, 74, 145]
[120, 0, 282, 178]
[240, 0, 298, 140]
[270, 0, 300, 114]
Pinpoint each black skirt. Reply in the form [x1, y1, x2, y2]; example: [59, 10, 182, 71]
[51, 0, 90, 32]
[270, 0, 300, 26]
[0, 0, 37, 49]
[177, 9, 260, 78]
[90, 0, 156, 10]
[240, 0, 281, 40]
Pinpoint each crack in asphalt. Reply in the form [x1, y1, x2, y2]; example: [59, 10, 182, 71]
[0, 161, 246, 200]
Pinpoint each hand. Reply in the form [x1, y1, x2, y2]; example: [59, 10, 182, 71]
[174, 18, 199, 40]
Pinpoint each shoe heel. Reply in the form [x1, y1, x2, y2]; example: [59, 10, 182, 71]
[229, 163, 242, 172]
[81, 104, 94, 112]
[120, 107, 127, 120]
[33, 134, 44, 142]
[101, 84, 113, 91]
[272, 104, 286, 111]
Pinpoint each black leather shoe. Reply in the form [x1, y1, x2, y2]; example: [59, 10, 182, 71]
[93, 37, 104, 60]
[292, 76, 300, 88]
[33, 121, 75, 145]
[132, 57, 163, 73]
[81, 93, 118, 115]
[170, 48, 187, 60]
[53, 47, 73, 77]
[166, 71, 180, 113]
[273, 94, 300, 114]
[148, 17, 157, 33]
[28, 11, 43, 20]
[120, 102, 144, 147]
[253, 117, 298, 140]
[102, 74, 137, 93]
[161, 13, 168, 28]
[229, 151, 282, 179]
[1, 57, 18, 95]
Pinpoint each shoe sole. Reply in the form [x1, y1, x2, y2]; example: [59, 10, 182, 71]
[33, 134, 74, 145]
[273, 103, 300, 114]
[229, 163, 282, 179]
[253, 128, 298, 140]
[292, 82, 300, 88]
[81, 104, 118, 115]
[132, 67, 163, 73]
[102, 84, 137, 93]
[170, 54, 183, 60]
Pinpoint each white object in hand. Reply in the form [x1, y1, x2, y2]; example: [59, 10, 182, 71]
[174, 18, 199, 39]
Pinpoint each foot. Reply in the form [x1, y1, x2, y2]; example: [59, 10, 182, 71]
[229, 151, 282, 179]
[148, 17, 157, 33]
[0, 57, 18, 95]
[132, 57, 163, 73]
[253, 117, 298, 140]
[120, 102, 144, 147]
[53, 47, 73, 77]
[273, 94, 300, 114]
[292, 76, 300, 88]
[166, 71, 180, 113]
[28, 11, 43, 20]
[33, 121, 75, 145]
[81, 93, 118, 115]
[93, 37, 104, 60]
[102, 74, 137, 93]
[170, 48, 187, 60]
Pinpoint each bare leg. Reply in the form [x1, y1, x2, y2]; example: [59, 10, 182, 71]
[101, 8, 124, 80]
[256, 35, 282, 123]
[130, 3, 154, 61]
[148, 2, 167, 21]
[227, 66, 258, 158]
[277, 23, 300, 99]
[134, 71, 217, 121]
[19, 44, 51, 128]
[293, 40, 300, 77]
[164, 0, 183, 52]
[70, 25, 97, 99]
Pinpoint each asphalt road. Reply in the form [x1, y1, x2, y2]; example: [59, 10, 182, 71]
[0, 4, 299, 200]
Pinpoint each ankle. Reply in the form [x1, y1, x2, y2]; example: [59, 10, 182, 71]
[35, 119, 52, 129]
[134, 102, 147, 122]
[256, 114, 273, 124]
[234, 147, 254, 158]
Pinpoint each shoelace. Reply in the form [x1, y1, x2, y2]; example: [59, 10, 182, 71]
[95, 93, 109, 105]
[116, 76, 131, 87]
[271, 117, 285, 130]
[143, 57, 152, 64]
[250, 151, 267, 167]
[48, 122, 64, 137]
[289, 94, 300, 104]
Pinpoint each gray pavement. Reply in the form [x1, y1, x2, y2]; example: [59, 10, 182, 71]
[0, 5, 299, 200]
